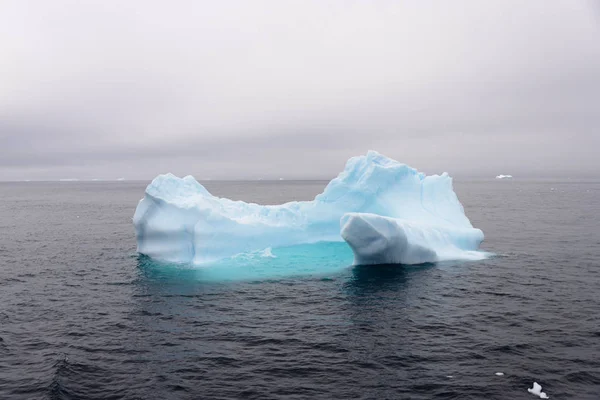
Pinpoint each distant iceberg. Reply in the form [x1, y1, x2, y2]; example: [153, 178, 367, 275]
[496, 174, 513, 179]
[133, 151, 484, 265]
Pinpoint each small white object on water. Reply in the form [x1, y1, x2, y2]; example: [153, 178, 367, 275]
[446, 375, 453, 378]
[495, 372, 504, 376]
[528, 382, 549, 398]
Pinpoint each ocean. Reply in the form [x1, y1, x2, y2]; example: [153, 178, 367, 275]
[0, 179, 599, 399]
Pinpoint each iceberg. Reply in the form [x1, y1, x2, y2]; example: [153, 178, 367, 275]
[133, 151, 484, 265]
[496, 174, 513, 179]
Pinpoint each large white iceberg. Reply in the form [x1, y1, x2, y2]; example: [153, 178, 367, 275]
[133, 151, 484, 265]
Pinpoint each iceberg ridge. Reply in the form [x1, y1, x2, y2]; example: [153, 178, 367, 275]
[133, 151, 484, 265]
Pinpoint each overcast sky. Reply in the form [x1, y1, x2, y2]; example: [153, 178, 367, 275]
[1, 0, 599, 180]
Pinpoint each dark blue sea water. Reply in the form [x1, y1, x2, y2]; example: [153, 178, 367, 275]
[1, 179, 599, 399]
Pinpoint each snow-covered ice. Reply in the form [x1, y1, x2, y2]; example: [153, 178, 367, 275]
[133, 151, 485, 265]
[528, 382, 549, 398]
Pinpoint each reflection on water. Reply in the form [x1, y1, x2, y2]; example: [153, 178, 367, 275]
[343, 263, 437, 323]
[130, 251, 495, 399]
[347, 263, 436, 293]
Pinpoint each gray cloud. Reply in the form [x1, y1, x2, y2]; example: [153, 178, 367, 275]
[1, 0, 599, 180]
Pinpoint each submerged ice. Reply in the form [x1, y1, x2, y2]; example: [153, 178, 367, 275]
[133, 151, 484, 265]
